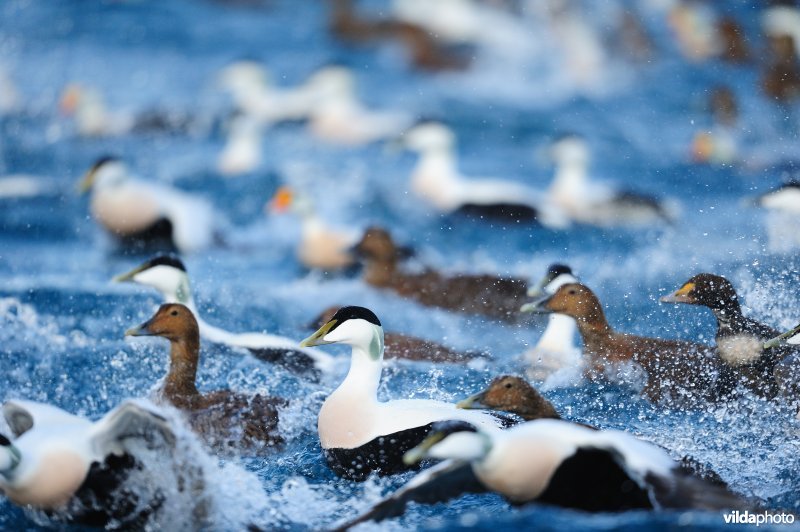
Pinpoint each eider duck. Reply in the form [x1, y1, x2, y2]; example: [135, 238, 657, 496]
[79, 156, 218, 254]
[300, 306, 513, 480]
[114, 256, 334, 378]
[353, 227, 528, 323]
[547, 134, 674, 227]
[691, 86, 739, 166]
[335, 418, 749, 529]
[402, 121, 568, 226]
[528, 283, 724, 405]
[765, 323, 800, 411]
[457, 375, 560, 421]
[0, 399, 188, 527]
[216, 113, 263, 177]
[754, 182, 800, 215]
[217, 61, 317, 125]
[304, 65, 412, 145]
[660, 273, 794, 399]
[329, 0, 469, 71]
[267, 186, 359, 270]
[519, 263, 581, 380]
[310, 305, 487, 363]
[126, 303, 286, 453]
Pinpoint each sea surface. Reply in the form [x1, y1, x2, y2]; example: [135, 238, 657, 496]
[1, 1, 800, 530]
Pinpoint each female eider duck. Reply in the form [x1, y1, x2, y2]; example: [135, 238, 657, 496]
[335, 418, 749, 529]
[0, 399, 184, 527]
[353, 227, 528, 323]
[301, 306, 513, 480]
[126, 303, 286, 453]
[79, 156, 219, 254]
[115, 255, 334, 378]
[402, 121, 568, 227]
[527, 283, 725, 405]
[267, 186, 360, 270]
[304, 65, 413, 146]
[547, 134, 674, 227]
[310, 305, 488, 363]
[519, 263, 582, 380]
[660, 273, 796, 399]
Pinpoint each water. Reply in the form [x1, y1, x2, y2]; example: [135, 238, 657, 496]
[2, 0, 800, 530]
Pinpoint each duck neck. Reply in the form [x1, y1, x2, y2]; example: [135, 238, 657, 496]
[362, 255, 397, 287]
[535, 314, 578, 352]
[710, 300, 744, 333]
[163, 336, 200, 405]
[572, 305, 612, 341]
[551, 159, 587, 198]
[333, 343, 384, 402]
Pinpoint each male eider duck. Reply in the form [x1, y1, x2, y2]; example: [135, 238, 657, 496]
[267, 186, 359, 270]
[527, 283, 725, 405]
[353, 227, 528, 323]
[402, 121, 568, 227]
[0, 399, 185, 527]
[126, 303, 286, 453]
[310, 305, 488, 363]
[661, 274, 800, 399]
[335, 418, 749, 529]
[300, 306, 513, 480]
[304, 65, 413, 145]
[519, 263, 582, 380]
[216, 112, 263, 177]
[547, 134, 675, 227]
[79, 156, 218, 254]
[115, 256, 334, 378]
[754, 181, 800, 215]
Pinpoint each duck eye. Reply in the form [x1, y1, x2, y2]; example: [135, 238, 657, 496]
[504, 382, 513, 389]
[568, 289, 577, 295]
[170, 310, 178, 316]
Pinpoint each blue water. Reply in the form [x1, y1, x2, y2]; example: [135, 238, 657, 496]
[2, 0, 800, 530]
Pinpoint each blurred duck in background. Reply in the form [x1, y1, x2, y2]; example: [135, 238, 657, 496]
[59, 84, 193, 138]
[546, 134, 675, 227]
[352, 226, 529, 323]
[216, 113, 263, 176]
[519, 263, 582, 382]
[691, 86, 740, 166]
[304, 65, 413, 145]
[78, 156, 220, 254]
[402, 121, 568, 227]
[115, 255, 335, 378]
[267, 185, 360, 270]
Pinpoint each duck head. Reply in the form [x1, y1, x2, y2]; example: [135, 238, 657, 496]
[351, 226, 413, 264]
[113, 255, 191, 305]
[265, 185, 314, 217]
[78, 155, 127, 193]
[305, 65, 355, 102]
[521, 283, 604, 323]
[764, 322, 800, 349]
[300, 305, 384, 360]
[524, 263, 577, 301]
[457, 376, 559, 420]
[660, 273, 739, 313]
[403, 420, 489, 465]
[0, 434, 21, 478]
[401, 121, 455, 153]
[126, 303, 200, 344]
[218, 60, 271, 95]
[550, 134, 590, 168]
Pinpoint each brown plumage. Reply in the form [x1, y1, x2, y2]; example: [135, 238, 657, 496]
[126, 304, 285, 453]
[329, 0, 469, 72]
[311, 306, 488, 363]
[762, 34, 800, 102]
[459, 375, 561, 421]
[353, 227, 528, 322]
[537, 283, 723, 406]
[717, 16, 749, 63]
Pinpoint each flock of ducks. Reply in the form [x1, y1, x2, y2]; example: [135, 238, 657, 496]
[4, 0, 800, 529]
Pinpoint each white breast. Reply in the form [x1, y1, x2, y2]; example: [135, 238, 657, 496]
[717, 334, 764, 366]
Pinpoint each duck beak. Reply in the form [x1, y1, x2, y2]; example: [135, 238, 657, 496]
[456, 390, 489, 411]
[520, 294, 553, 314]
[125, 318, 156, 337]
[300, 319, 337, 347]
[112, 263, 147, 283]
[659, 282, 696, 304]
[764, 323, 800, 350]
[403, 431, 445, 465]
[77, 169, 96, 194]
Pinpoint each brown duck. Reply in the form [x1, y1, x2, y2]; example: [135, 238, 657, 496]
[456, 374, 726, 486]
[310, 306, 487, 363]
[126, 303, 286, 453]
[661, 273, 798, 399]
[353, 227, 528, 323]
[527, 283, 724, 406]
